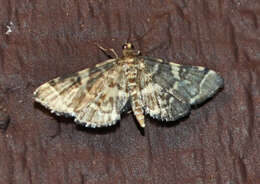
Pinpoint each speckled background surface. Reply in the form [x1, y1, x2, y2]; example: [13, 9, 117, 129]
[0, 0, 259, 183]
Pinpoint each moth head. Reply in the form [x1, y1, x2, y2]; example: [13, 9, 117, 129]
[122, 43, 134, 50]
[122, 43, 140, 57]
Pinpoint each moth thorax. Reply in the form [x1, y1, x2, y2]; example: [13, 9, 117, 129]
[123, 50, 134, 57]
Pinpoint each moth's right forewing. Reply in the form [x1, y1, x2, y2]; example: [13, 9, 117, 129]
[142, 57, 224, 105]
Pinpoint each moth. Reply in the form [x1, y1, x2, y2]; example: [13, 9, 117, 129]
[34, 43, 224, 128]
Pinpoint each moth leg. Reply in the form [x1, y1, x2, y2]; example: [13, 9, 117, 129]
[136, 113, 145, 128]
[95, 44, 119, 59]
[109, 48, 119, 59]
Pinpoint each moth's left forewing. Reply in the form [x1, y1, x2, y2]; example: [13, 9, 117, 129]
[34, 58, 130, 127]
[34, 74, 83, 116]
[34, 58, 116, 116]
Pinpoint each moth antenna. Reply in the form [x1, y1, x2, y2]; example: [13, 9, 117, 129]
[126, 27, 132, 44]
[93, 42, 119, 59]
[129, 17, 163, 46]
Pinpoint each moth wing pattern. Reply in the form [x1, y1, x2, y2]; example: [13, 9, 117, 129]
[140, 56, 223, 121]
[34, 59, 129, 127]
[139, 78, 191, 121]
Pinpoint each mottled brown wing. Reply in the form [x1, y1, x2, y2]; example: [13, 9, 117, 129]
[34, 59, 129, 127]
[139, 56, 223, 121]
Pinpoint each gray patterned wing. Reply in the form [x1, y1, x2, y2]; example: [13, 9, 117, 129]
[139, 56, 223, 121]
[139, 80, 191, 121]
[34, 59, 129, 127]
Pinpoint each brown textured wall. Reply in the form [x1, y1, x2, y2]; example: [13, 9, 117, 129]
[0, 0, 259, 183]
